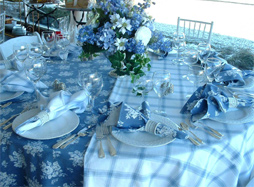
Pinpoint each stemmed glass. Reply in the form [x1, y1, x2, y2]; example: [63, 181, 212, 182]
[13, 42, 28, 68]
[205, 57, 224, 82]
[56, 34, 70, 63]
[153, 70, 173, 114]
[41, 31, 56, 56]
[27, 43, 44, 59]
[197, 42, 211, 83]
[79, 72, 103, 111]
[25, 57, 47, 109]
[172, 32, 186, 65]
[132, 73, 154, 103]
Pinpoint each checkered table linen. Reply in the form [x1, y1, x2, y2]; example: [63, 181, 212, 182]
[84, 55, 254, 187]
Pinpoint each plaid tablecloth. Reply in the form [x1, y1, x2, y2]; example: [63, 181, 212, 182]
[84, 55, 254, 187]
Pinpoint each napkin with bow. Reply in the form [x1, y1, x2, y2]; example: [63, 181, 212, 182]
[213, 63, 254, 87]
[100, 101, 188, 139]
[180, 83, 254, 122]
[0, 69, 47, 93]
[15, 90, 90, 134]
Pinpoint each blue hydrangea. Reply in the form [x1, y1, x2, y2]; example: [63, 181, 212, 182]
[148, 31, 172, 53]
[125, 38, 145, 54]
[77, 25, 96, 44]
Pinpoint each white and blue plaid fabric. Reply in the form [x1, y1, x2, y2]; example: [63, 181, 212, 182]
[84, 54, 254, 187]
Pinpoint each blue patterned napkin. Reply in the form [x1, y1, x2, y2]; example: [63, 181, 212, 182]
[0, 69, 47, 93]
[15, 90, 90, 134]
[100, 101, 188, 139]
[214, 63, 254, 87]
[180, 83, 253, 122]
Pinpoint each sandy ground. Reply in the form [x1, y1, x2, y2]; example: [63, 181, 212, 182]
[146, 0, 254, 41]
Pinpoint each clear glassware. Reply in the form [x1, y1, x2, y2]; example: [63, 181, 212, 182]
[152, 70, 173, 114]
[56, 34, 70, 63]
[79, 72, 103, 111]
[132, 73, 154, 103]
[205, 57, 224, 82]
[13, 42, 28, 66]
[27, 43, 44, 59]
[41, 31, 56, 55]
[197, 42, 211, 67]
[172, 32, 186, 65]
[25, 57, 47, 109]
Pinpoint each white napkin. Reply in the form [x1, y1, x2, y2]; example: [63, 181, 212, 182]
[0, 69, 47, 93]
[15, 90, 90, 134]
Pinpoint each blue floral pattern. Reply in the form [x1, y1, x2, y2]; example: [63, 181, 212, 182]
[0, 54, 114, 186]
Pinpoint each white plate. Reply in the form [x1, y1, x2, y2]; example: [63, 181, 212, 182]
[111, 131, 175, 147]
[212, 107, 254, 124]
[12, 108, 79, 140]
[0, 91, 24, 103]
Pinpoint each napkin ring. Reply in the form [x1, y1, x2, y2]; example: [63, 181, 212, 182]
[53, 79, 66, 91]
[228, 97, 239, 108]
[37, 111, 50, 125]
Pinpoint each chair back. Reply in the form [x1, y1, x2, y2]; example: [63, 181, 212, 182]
[0, 11, 5, 44]
[0, 32, 42, 60]
[176, 17, 214, 44]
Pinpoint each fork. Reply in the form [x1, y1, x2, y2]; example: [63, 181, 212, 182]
[180, 122, 204, 144]
[179, 123, 201, 146]
[0, 102, 12, 108]
[96, 125, 105, 158]
[103, 125, 117, 156]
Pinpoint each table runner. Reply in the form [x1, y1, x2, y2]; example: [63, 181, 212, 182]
[84, 55, 254, 187]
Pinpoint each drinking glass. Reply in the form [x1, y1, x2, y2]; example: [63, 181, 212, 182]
[79, 72, 103, 111]
[41, 31, 56, 55]
[27, 43, 44, 59]
[153, 70, 173, 114]
[13, 42, 28, 65]
[132, 73, 154, 102]
[197, 42, 211, 66]
[25, 57, 47, 109]
[172, 32, 186, 65]
[182, 49, 199, 83]
[56, 34, 70, 63]
[205, 57, 224, 82]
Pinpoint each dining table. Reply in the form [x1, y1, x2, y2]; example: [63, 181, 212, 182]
[0, 49, 254, 187]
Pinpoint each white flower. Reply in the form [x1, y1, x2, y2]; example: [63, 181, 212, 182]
[110, 13, 120, 29]
[135, 26, 152, 46]
[116, 17, 132, 34]
[115, 37, 128, 51]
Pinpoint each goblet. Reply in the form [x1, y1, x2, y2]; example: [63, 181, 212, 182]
[79, 72, 103, 111]
[132, 73, 154, 103]
[153, 70, 173, 114]
[205, 57, 224, 82]
[25, 57, 47, 109]
[13, 42, 28, 66]
[41, 31, 56, 55]
[197, 42, 211, 66]
[172, 32, 186, 65]
[27, 43, 44, 59]
[56, 34, 70, 63]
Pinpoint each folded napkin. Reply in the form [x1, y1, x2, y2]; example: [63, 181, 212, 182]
[180, 83, 253, 122]
[214, 63, 254, 87]
[15, 90, 90, 134]
[100, 101, 188, 139]
[0, 69, 47, 93]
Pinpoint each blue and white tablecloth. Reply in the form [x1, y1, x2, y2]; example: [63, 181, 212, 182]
[83, 55, 254, 187]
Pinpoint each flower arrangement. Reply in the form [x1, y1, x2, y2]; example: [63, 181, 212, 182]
[77, 0, 172, 82]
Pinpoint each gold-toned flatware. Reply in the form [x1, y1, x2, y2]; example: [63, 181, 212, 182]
[0, 102, 12, 108]
[180, 122, 204, 144]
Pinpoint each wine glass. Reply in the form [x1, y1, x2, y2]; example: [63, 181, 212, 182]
[41, 31, 56, 55]
[172, 32, 186, 65]
[13, 42, 28, 67]
[56, 34, 70, 63]
[205, 57, 224, 82]
[132, 73, 154, 103]
[197, 42, 211, 67]
[153, 70, 173, 114]
[27, 43, 44, 59]
[25, 57, 47, 109]
[79, 72, 103, 111]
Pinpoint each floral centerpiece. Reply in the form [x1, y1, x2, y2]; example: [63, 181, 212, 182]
[77, 0, 172, 82]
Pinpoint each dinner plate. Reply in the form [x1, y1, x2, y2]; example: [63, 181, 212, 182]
[12, 108, 79, 140]
[212, 107, 254, 124]
[111, 131, 175, 147]
[0, 91, 24, 103]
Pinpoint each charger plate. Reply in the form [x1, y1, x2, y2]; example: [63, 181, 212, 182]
[12, 108, 79, 140]
[212, 107, 254, 124]
[0, 91, 24, 103]
[111, 131, 175, 147]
